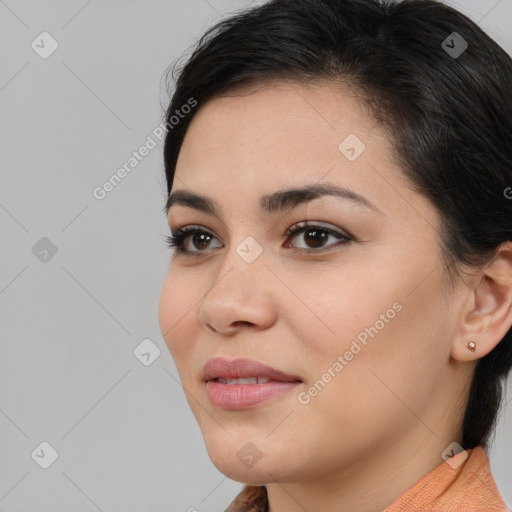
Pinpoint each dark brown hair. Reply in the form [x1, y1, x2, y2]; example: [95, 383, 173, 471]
[162, 0, 512, 449]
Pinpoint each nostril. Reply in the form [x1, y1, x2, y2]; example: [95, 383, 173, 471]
[233, 321, 253, 327]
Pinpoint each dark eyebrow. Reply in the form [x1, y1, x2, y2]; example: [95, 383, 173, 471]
[165, 182, 382, 217]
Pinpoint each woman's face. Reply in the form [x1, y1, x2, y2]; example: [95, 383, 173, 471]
[159, 80, 470, 485]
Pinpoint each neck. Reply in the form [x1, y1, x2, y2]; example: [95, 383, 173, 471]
[266, 430, 463, 512]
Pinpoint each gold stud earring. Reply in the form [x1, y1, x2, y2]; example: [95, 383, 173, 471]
[467, 340, 477, 352]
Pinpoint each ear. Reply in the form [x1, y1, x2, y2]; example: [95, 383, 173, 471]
[451, 241, 512, 362]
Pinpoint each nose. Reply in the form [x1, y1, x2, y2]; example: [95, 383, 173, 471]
[197, 256, 278, 336]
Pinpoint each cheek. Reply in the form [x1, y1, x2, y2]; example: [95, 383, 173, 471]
[289, 254, 448, 397]
[297, 264, 450, 426]
[158, 269, 198, 364]
[288, 263, 400, 361]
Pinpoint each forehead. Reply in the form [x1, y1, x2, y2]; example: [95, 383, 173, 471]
[171, 79, 439, 231]
[181, 78, 375, 142]
[176, 80, 384, 180]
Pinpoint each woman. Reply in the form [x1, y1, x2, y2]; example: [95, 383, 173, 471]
[158, 0, 512, 510]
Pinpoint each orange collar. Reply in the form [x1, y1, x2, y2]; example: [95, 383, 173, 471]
[384, 446, 507, 511]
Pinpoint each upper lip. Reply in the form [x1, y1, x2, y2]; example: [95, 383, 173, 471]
[201, 357, 302, 382]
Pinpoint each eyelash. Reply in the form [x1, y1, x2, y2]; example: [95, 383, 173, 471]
[165, 221, 353, 257]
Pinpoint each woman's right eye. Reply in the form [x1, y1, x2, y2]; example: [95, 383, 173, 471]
[165, 226, 221, 255]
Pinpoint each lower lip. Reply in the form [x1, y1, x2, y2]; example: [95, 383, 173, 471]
[205, 380, 301, 409]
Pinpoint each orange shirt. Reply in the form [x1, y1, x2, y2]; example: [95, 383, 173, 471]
[225, 446, 509, 512]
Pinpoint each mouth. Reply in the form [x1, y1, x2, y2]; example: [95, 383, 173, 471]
[201, 357, 303, 409]
[216, 376, 275, 384]
[201, 357, 303, 383]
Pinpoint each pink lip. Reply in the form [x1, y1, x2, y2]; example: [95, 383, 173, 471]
[202, 357, 302, 410]
[201, 357, 302, 382]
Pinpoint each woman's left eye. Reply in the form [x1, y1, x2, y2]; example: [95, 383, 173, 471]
[283, 221, 352, 252]
[165, 221, 353, 256]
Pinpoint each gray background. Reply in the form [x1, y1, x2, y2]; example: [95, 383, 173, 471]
[1, 0, 511, 510]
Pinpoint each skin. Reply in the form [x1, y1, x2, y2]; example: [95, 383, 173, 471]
[158, 79, 512, 512]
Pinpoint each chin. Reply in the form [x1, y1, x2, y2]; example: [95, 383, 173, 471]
[201, 431, 276, 483]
